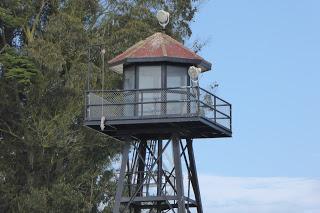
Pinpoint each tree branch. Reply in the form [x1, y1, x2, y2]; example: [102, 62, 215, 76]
[0, 43, 9, 54]
[23, 0, 47, 44]
[0, 26, 7, 47]
[0, 128, 22, 140]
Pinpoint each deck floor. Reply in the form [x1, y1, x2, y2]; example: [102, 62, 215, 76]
[85, 116, 231, 140]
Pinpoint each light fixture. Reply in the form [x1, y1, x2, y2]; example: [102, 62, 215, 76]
[100, 116, 106, 131]
[156, 10, 170, 29]
[188, 66, 201, 82]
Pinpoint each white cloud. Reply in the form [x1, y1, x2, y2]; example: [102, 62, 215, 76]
[198, 175, 320, 213]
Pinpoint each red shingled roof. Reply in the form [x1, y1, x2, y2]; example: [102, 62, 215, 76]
[108, 32, 211, 72]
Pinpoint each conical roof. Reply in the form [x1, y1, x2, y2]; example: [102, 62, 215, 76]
[108, 32, 211, 73]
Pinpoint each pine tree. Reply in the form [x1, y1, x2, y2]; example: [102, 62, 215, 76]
[0, 0, 201, 212]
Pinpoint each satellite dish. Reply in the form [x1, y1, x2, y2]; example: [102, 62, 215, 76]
[188, 66, 201, 82]
[156, 10, 170, 28]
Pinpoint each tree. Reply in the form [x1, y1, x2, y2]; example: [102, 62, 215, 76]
[0, 0, 201, 212]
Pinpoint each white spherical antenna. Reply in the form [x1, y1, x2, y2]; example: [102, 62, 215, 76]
[156, 10, 170, 28]
[188, 66, 201, 81]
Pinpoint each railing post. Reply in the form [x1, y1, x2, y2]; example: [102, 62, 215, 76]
[214, 96, 217, 123]
[141, 92, 143, 117]
[187, 87, 191, 115]
[162, 88, 167, 116]
[84, 91, 87, 120]
[230, 105, 232, 131]
[134, 90, 138, 117]
[197, 86, 201, 116]
[87, 92, 90, 120]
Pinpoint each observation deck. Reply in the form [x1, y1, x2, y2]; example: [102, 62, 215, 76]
[84, 86, 232, 140]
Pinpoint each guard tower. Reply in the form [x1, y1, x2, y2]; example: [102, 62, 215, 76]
[85, 24, 232, 213]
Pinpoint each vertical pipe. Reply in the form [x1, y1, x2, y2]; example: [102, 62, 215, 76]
[87, 47, 91, 91]
[85, 47, 91, 120]
[101, 46, 105, 117]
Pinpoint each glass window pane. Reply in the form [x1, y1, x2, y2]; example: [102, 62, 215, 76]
[138, 66, 162, 116]
[166, 65, 188, 115]
[124, 66, 135, 90]
[138, 66, 161, 89]
[123, 66, 135, 117]
[167, 65, 187, 88]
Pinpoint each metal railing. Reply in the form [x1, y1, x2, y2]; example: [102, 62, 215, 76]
[85, 86, 232, 131]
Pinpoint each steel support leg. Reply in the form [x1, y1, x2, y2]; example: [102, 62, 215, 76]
[172, 135, 186, 213]
[113, 141, 130, 213]
[134, 140, 147, 213]
[113, 137, 203, 213]
[157, 140, 163, 213]
[187, 139, 203, 213]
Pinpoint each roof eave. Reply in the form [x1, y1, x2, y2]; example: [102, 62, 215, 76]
[108, 57, 212, 73]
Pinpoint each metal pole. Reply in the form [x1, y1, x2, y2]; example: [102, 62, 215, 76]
[214, 96, 217, 123]
[87, 47, 91, 91]
[85, 47, 92, 120]
[230, 104, 232, 131]
[134, 140, 147, 213]
[113, 140, 131, 213]
[186, 138, 203, 213]
[172, 134, 186, 213]
[157, 140, 163, 213]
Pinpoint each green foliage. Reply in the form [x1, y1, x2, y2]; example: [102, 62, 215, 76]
[0, 47, 39, 86]
[0, 0, 201, 212]
[0, 7, 24, 28]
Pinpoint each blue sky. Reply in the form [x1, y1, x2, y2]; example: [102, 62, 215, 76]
[112, 1, 319, 211]
[190, 0, 320, 177]
[187, 1, 320, 211]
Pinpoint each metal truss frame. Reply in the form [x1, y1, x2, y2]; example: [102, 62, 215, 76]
[113, 135, 203, 213]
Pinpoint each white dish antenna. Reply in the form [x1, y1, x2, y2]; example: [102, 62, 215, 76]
[156, 10, 170, 28]
[188, 66, 201, 82]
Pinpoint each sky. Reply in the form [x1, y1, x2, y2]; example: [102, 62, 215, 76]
[188, 0, 320, 212]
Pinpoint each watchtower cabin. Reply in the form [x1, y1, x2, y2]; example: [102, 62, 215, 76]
[85, 32, 232, 213]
